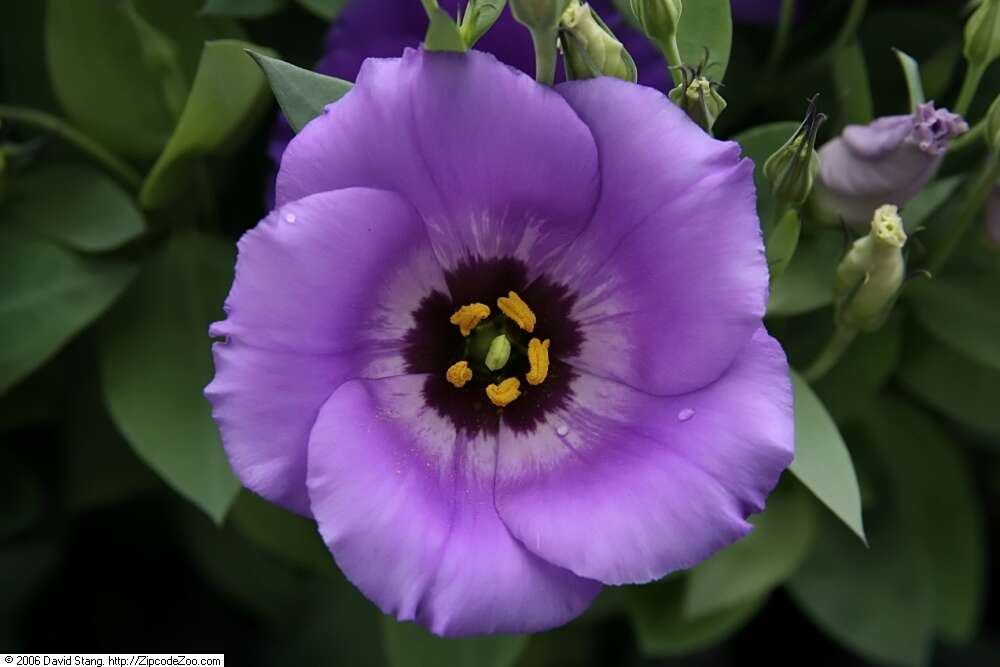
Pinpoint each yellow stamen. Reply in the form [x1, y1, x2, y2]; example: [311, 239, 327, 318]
[449, 303, 491, 337]
[497, 291, 536, 332]
[525, 338, 551, 386]
[445, 361, 474, 388]
[486, 377, 521, 407]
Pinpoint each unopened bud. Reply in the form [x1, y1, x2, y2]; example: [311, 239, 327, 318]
[668, 58, 726, 134]
[764, 96, 825, 206]
[834, 205, 907, 331]
[510, 0, 573, 31]
[629, 0, 682, 44]
[560, 2, 637, 82]
[484, 334, 512, 371]
[964, 0, 1000, 68]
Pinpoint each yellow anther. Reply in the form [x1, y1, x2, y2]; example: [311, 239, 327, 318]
[446, 361, 474, 388]
[449, 303, 491, 337]
[486, 377, 521, 407]
[497, 291, 536, 332]
[525, 338, 551, 386]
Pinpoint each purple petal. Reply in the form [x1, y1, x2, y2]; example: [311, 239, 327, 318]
[306, 375, 602, 637]
[206, 187, 446, 513]
[494, 329, 794, 585]
[276, 49, 601, 272]
[550, 78, 767, 395]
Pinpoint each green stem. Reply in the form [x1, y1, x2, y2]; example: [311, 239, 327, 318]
[830, 0, 869, 54]
[769, 0, 797, 67]
[0, 105, 142, 190]
[928, 153, 1000, 275]
[954, 61, 987, 118]
[949, 118, 985, 153]
[531, 27, 559, 85]
[661, 35, 684, 87]
[802, 325, 858, 383]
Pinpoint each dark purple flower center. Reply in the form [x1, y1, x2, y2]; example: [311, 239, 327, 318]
[402, 256, 582, 436]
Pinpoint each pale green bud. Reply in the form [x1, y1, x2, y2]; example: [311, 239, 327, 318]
[964, 0, 1000, 68]
[834, 205, 907, 331]
[629, 0, 682, 43]
[763, 96, 826, 205]
[484, 334, 512, 371]
[668, 64, 726, 134]
[560, 1, 638, 82]
[510, 0, 573, 31]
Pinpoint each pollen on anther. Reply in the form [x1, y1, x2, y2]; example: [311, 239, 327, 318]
[486, 377, 521, 407]
[449, 303, 491, 337]
[497, 291, 536, 332]
[446, 360, 473, 388]
[526, 338, 551, 386]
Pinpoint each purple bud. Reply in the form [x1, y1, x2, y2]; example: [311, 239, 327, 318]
[811, 102, 968, 228]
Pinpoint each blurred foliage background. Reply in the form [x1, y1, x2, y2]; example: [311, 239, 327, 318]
[2, 0, 999, 665]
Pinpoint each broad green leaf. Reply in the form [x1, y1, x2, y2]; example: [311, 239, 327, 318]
[626, 577, 765, 657]
[893, 48, 926, 111]
[684, 482, 816, 618]
[295, 0, 350, 20]
[901, 176, 961, 232]
[382, 618, 527, 667]
[676, 0, 732, 80]
[767, 231, 841, 317]
[787, 485, 934, 667]
[202, 0, 288, 18]
[228, 490, 332, 575]
[863, 399, 986, 642]
[0, 233, 138, 395]
[99, 230, 239, 522]
[45, 0, 242, 160]
[248, 51, 353, 133]
[732, 122, 798, 235]
[898, 328, 1000, 438]
[1, 163, 144, 252]
[421, 0, 468, 52]
[907, 275, 1000, 372]
[788, 372, 866, 542]
[832, 42, 873, 125]
[141, 40, 274, 210]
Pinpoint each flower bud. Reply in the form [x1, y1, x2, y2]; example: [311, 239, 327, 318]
[560, 1, 637, 82]
[964, 0, 1000, 68]
[834, 205, 907, 331]
[629, 0, 682, 44]
[668, 61, 726, 134]
[484, 334, 512, 371]
[510, 0, 573, 32]
[764, 96, 825, 206]
[811, 101, 968, 228]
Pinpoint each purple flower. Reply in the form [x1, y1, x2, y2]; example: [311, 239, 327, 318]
[812, 102, 968, 227]
[208, 50, 793, 637]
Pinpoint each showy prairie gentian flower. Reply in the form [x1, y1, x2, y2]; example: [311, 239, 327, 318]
[811, 102, 967, 228]
[209, 49, 793, 637]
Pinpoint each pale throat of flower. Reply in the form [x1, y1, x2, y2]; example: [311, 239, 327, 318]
[445, 291, 551, 407]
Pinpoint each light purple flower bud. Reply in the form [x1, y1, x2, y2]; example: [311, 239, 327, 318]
[812, 102, 968, 228]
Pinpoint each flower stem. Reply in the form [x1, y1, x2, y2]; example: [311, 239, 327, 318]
[0, 104, 142, 190]
[949, 119, 985, 153]
[769, 0, 796, 67]
[661, 35, 684, 87]
[954, 61, 987, 118]
[802, 325, 858, 383]
[928, 152, 1000, 275]
[531, 28, 559, 85]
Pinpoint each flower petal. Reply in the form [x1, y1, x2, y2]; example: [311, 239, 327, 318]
[307, 374, 602, 637]
[551, 78, 767, 395]
[494, 329, 794, 585]
[207, 187, 446, 513]
[276, 49, 600, 271]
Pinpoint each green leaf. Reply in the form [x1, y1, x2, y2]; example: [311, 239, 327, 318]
[0, 233, 138, 395]
[732, 121, 799, 235]
[140, 40, 275, 210]
[787, 495, 934, 667]
[863, 399, 986, 642]
[832, 42, 873, 125]
[907, 274, 1000, 372]
[228, 490, 333, 575]
[99, 230, 239, 522]
[893, 48, 926, 111]
[626, 577, 765, 657]
[898, 327, 1000, 439]
[767, 231, 841, 317]
[421, 0, 468, 52]
[45, 0, 242, 160]
[766, 208, 801, 281]
[684, 481, 816, 618]
[676, 0, 732, 81]
[901, 176, 961, 233]
[1, 163, 144, 252]
[382, 618, 527, 667]
[295, 0, 350, 20]
[248, 51, 353, 133]
[788, 371, 866, 543]
[202, 0, 288, 18]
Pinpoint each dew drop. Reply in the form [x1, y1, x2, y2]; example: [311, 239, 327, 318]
[556, 424, 570, 437]
[284, 213, 297, 224]
[677, 408, 696, 422]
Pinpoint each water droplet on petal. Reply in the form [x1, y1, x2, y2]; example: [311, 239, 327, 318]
[677, 408, 696, 422]
[556, 424, 570, 437]
[284, 213, 297, 223]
